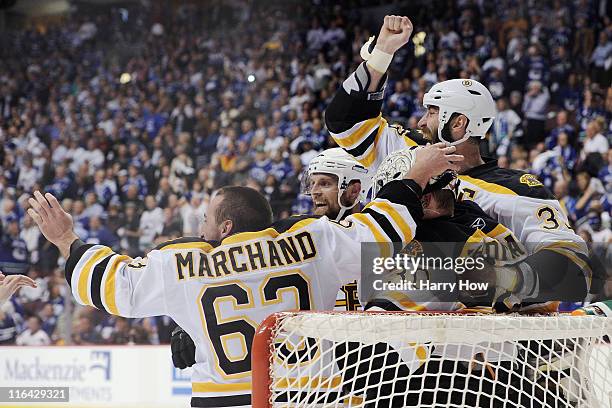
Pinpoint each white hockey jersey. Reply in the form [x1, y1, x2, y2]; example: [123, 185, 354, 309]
[325, 63, 591, 299]
[64, 184, 418, 408]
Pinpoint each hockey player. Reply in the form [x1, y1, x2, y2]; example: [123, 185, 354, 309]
[325, 15, 592, 310]
[171, 148, 372, 370]
[27, 143, 457, 408]
[302, 148, 370, 312]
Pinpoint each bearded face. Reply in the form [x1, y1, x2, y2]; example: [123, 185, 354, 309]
[309, 173, 342, 219]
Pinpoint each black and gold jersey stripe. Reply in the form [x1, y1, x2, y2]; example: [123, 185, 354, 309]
[90, 253, 114, 312]
[65, 241, 95, 290]
[65, 242, 132, 315]
[325, 72, 425, 169]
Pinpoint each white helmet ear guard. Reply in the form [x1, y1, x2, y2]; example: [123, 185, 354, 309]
[302, 148, 371, 221]
[371, 146, 458, 197]
[423, 79, 497, 145]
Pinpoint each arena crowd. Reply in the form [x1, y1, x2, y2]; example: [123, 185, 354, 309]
[0, 0, 610, 345]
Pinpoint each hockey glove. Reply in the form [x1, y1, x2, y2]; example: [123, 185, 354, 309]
[492, 262, 539, 311]
[171, 326, 196, 369]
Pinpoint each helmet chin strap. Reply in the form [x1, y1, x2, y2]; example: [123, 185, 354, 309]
[448, 134, 471, 146]
[335, 191, 359, 221]
[438, 118, 472, 146]
[437, 127, 471, 146]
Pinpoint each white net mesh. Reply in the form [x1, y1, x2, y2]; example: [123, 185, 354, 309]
[259, 312, 612, 408]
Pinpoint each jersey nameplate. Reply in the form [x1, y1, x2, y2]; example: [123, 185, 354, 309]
[174, 231, 317, 280]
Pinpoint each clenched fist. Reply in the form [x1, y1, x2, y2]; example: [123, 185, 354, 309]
[375, 15, 413, 54]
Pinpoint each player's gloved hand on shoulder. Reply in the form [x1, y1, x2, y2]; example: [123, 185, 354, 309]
[171, 326, 196, 369]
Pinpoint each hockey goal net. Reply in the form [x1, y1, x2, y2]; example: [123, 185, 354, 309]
[252, 311, 612, 408]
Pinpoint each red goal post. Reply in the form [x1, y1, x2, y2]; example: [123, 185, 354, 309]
[252, 310, 612, 408]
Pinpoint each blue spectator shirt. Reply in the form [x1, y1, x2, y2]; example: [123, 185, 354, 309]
[527, 55, 548, 83]
[387, 91, 414, 118]
[269, 159, 293, 181]
[598, 165, 612, 193]
[249, 159, 272, 183]
[126, 176, 148, 200]
[0, 313, 17, 344]
[557, 86, 581, 112]
[560, 196, 578, 222]
[50, 296, 65, 316]
[143, 108, 167, 139]
[0, 236, 28, 275]
[292, 193, 314, 215]
[86, 227, 119, 249]
[41, 315, 57, 337]
[554, 145, 577, 172]
[93, 180, 117, 206]
[46, 176, 72, 200]
[239, 130, 255, 145]
[546, 124, 575, 149]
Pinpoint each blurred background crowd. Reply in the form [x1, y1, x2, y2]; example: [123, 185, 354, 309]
[0, 0, 610, 346]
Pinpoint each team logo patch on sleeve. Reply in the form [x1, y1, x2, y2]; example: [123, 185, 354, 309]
[519, 174, 543, 187]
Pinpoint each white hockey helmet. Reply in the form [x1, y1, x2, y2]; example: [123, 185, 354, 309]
[423, 79, 497, 145]
[371, 146, 458, 198]
[302, 148, 371, 221]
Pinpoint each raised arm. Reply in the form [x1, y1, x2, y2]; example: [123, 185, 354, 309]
[28, 192, 170, 318]
[365, 16, 413, 91]
[325, 15, 428, 172]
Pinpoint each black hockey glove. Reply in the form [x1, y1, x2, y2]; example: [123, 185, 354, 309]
[171, 326, 196, 369]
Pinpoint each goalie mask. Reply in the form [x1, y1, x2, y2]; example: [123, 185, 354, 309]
[302, 148, 371, 221]
[371, 146, 458, 198]
[423, 79, 497, 145]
